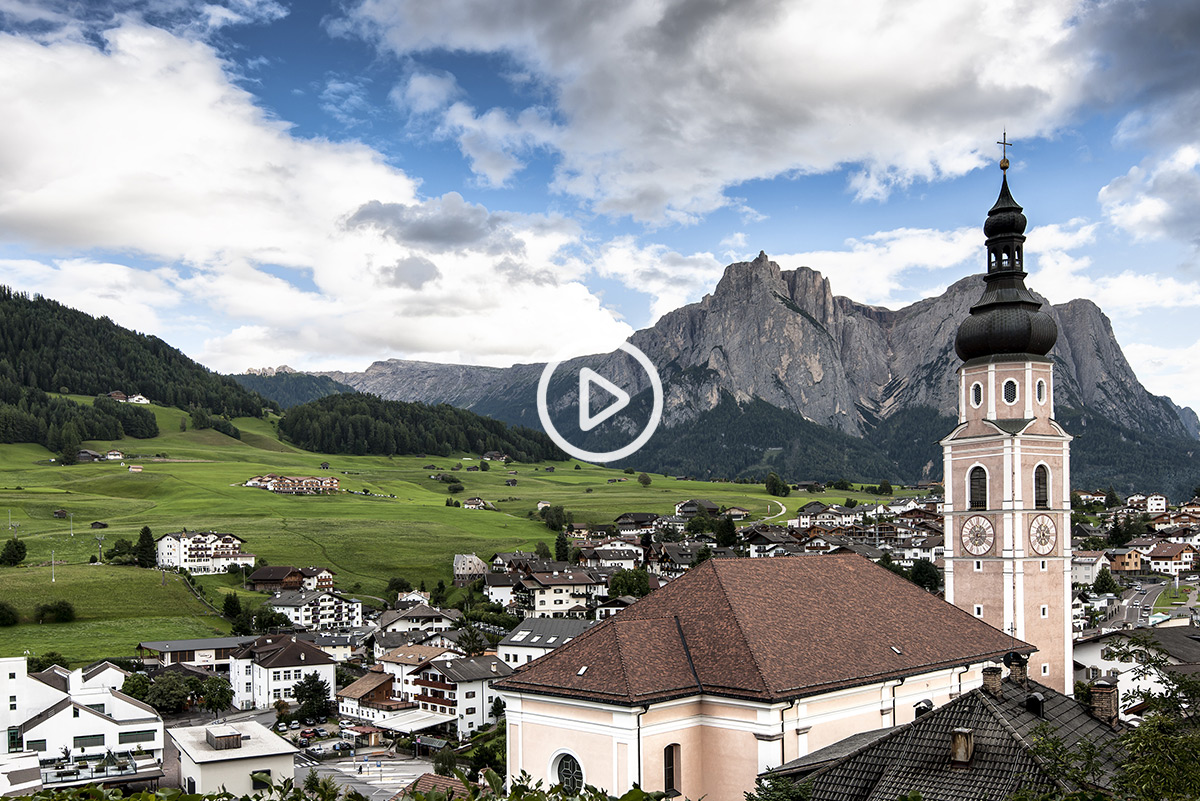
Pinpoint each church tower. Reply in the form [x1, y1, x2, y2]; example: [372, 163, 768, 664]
[942, 153, 1073, 693]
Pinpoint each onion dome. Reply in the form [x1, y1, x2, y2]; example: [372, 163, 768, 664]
[955, 161, 1057, 362]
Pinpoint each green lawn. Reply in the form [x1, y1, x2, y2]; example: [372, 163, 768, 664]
[0, 400, 925, 665]
[0, 564, 230, 666]
[1153, 584, 1193, 614]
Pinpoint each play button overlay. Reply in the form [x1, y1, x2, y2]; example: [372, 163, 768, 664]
[537, 341, 664, 463]
[578, 368, 630, 432]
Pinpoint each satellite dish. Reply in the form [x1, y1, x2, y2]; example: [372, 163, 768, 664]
[1003, 651, 1026, 667]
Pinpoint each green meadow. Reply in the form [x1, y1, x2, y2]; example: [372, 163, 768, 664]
[0, 399, 909, 665]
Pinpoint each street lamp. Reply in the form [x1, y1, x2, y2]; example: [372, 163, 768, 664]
[68, 512, 73, 537]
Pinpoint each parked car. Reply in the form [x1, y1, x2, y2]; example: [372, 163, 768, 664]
[275, 722, 288, 733]
[332, 742, 352, 752]
[301, 729, 317, 739]
[303, 718, 315, 726]
[298, 737, 310, 747]
[315, 728, 329, 738]
[289, 721, 300, 730]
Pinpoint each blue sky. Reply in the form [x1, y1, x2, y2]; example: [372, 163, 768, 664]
[1, 0, 1199, 412]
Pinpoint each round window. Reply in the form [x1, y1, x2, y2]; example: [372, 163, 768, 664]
[556, 754, 583, 794]
[1036, 379, 1046, 404]
[971, 382, 983, 408]
[1003, 379, 1018, 405]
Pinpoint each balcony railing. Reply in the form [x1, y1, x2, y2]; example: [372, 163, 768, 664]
[413, 677, 454, 692]
[40, 752, 163, 787]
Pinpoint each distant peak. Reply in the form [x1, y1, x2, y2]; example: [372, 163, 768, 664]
[755, 250, 770, 262]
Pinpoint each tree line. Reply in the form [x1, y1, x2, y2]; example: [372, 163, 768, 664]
[277, 393, 565, 461]
[0, 284, 275, 416]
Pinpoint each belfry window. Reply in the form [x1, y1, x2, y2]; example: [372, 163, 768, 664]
[1036, 379, 1046, 404]
[1034, 465, 1049, 509]
[1003, 379, 1018, 405]
[971, 382, 983, 408]
[969, 467, 987, 511]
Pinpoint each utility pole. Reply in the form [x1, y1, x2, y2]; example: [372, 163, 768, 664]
[95, 533, 105, 563]
[51, 550, 55, 583]
[69, 512, 74, 537]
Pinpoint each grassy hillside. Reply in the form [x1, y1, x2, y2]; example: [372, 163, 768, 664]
[0, 398, 915, 665]
[0, 565, 230, 666]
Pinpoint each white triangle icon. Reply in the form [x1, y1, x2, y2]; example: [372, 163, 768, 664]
[578, 368, 630, 432]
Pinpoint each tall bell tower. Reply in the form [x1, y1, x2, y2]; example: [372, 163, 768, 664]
[942, 149, 1073, 693]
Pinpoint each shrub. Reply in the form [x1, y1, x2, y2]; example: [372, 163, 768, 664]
[0, 601, 18, 627]
[34, 600, 76, 623]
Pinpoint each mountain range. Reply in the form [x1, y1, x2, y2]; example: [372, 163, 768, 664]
[305, 253, 1199, 498]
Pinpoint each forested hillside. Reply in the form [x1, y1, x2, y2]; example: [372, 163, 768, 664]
[229, 371, 356, 408]
[278, 393, 565, 462]
[0, 286, 273, 416]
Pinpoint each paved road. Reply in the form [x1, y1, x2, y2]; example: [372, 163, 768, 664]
[294, 752, 434, 800]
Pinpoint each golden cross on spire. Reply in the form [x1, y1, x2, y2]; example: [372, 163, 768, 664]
[997, 130, 1012, 171]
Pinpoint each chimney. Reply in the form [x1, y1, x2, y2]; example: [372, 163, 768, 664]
[1007, 653, 1029, 688]
[1090, 679, 1119, 726]
[982, 666, 1003, 698]
[950, 728, 975, 766]
[913, 699, 934, 718]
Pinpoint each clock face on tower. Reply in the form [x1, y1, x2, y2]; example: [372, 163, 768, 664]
[1029, 514, 1057, 555]
[961, 516, 996, 556]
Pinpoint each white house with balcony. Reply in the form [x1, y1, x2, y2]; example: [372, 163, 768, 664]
[269, 590, 363, 631]
[228, 636, 336, 711]
[155, 530, 256, 575]
[0, 658, 164, 795]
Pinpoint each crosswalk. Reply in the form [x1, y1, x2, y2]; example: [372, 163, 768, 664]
[331, 758, 427, 788]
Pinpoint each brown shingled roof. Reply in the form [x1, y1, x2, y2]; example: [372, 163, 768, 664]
[495, 554, 1031, 706]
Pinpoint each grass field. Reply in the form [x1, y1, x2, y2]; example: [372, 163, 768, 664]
[0, 399, 915, 665]
[0, 564, 231, 665]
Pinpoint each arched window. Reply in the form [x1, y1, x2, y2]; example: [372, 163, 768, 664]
[1034, 465, 1049, 509]
[664, 744, 681, 793]
[555, 754, 583, 794]
[969, 467, 987, 511]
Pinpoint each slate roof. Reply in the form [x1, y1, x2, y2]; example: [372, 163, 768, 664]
[495, 555, 1031, 706]
[248, 566, 303, 582]
[498, 617, 598, 648]
[379, 645, 453, 666]
[337, 670, 394, 700]
[138, 635, 258, 653]
[435, 655, 514, 684]
[788, 677, 1125, 801]
[230, 635, 335, 668]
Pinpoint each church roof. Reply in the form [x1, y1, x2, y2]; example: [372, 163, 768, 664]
[494, 554, 1030, 706]
[785, 677, 1124, 800]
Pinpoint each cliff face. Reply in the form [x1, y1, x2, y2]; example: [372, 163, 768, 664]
[322, 253, 1196, 445]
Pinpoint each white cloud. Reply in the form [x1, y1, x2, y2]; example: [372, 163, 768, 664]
[588, 238, 726, 323]
[1099, 146, 1200, 246]
[0, 21, 634, 372]
[0, 257, 183, 334]
[394, 70, 460, 114]
[1124, 339, 1200, 415]
[340, 0, 1088, 221]
[776, 227, 981, 307]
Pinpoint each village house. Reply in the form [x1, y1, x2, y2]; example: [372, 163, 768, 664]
[244, 474, 339, 494]
[229, 635, 336, 711]
[496, 556, 1030, 800]
[453, 553, 488, 587]
[377, 604, 462, 636]
[169, 721, 295, 797]
[155, 530, 256, 575]
[1071, 551, 1111, 585]
[614, 513, 659, 534]
[497, 618, 598, 667]
[136, 635, 258, 674]
[268, 590, 363, 631]
[514, 569, 606, 618]
[1105, 548, 1143, 575]
[336, 670, 408, 724]
[408, 655, 513, 736]
[674, 499, 719, 520]
[1146, 542, 1195, 576]
[768, 665, 1124, 800]
[0, 657, 165, 796]
[483, 573, 518, 608]
[1071, 626, 1200, 719]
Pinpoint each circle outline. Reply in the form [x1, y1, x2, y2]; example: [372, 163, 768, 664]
[1029, 514, 1057, 555]
[961, 515, 996, 556]
[537, 341, 664, 463]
